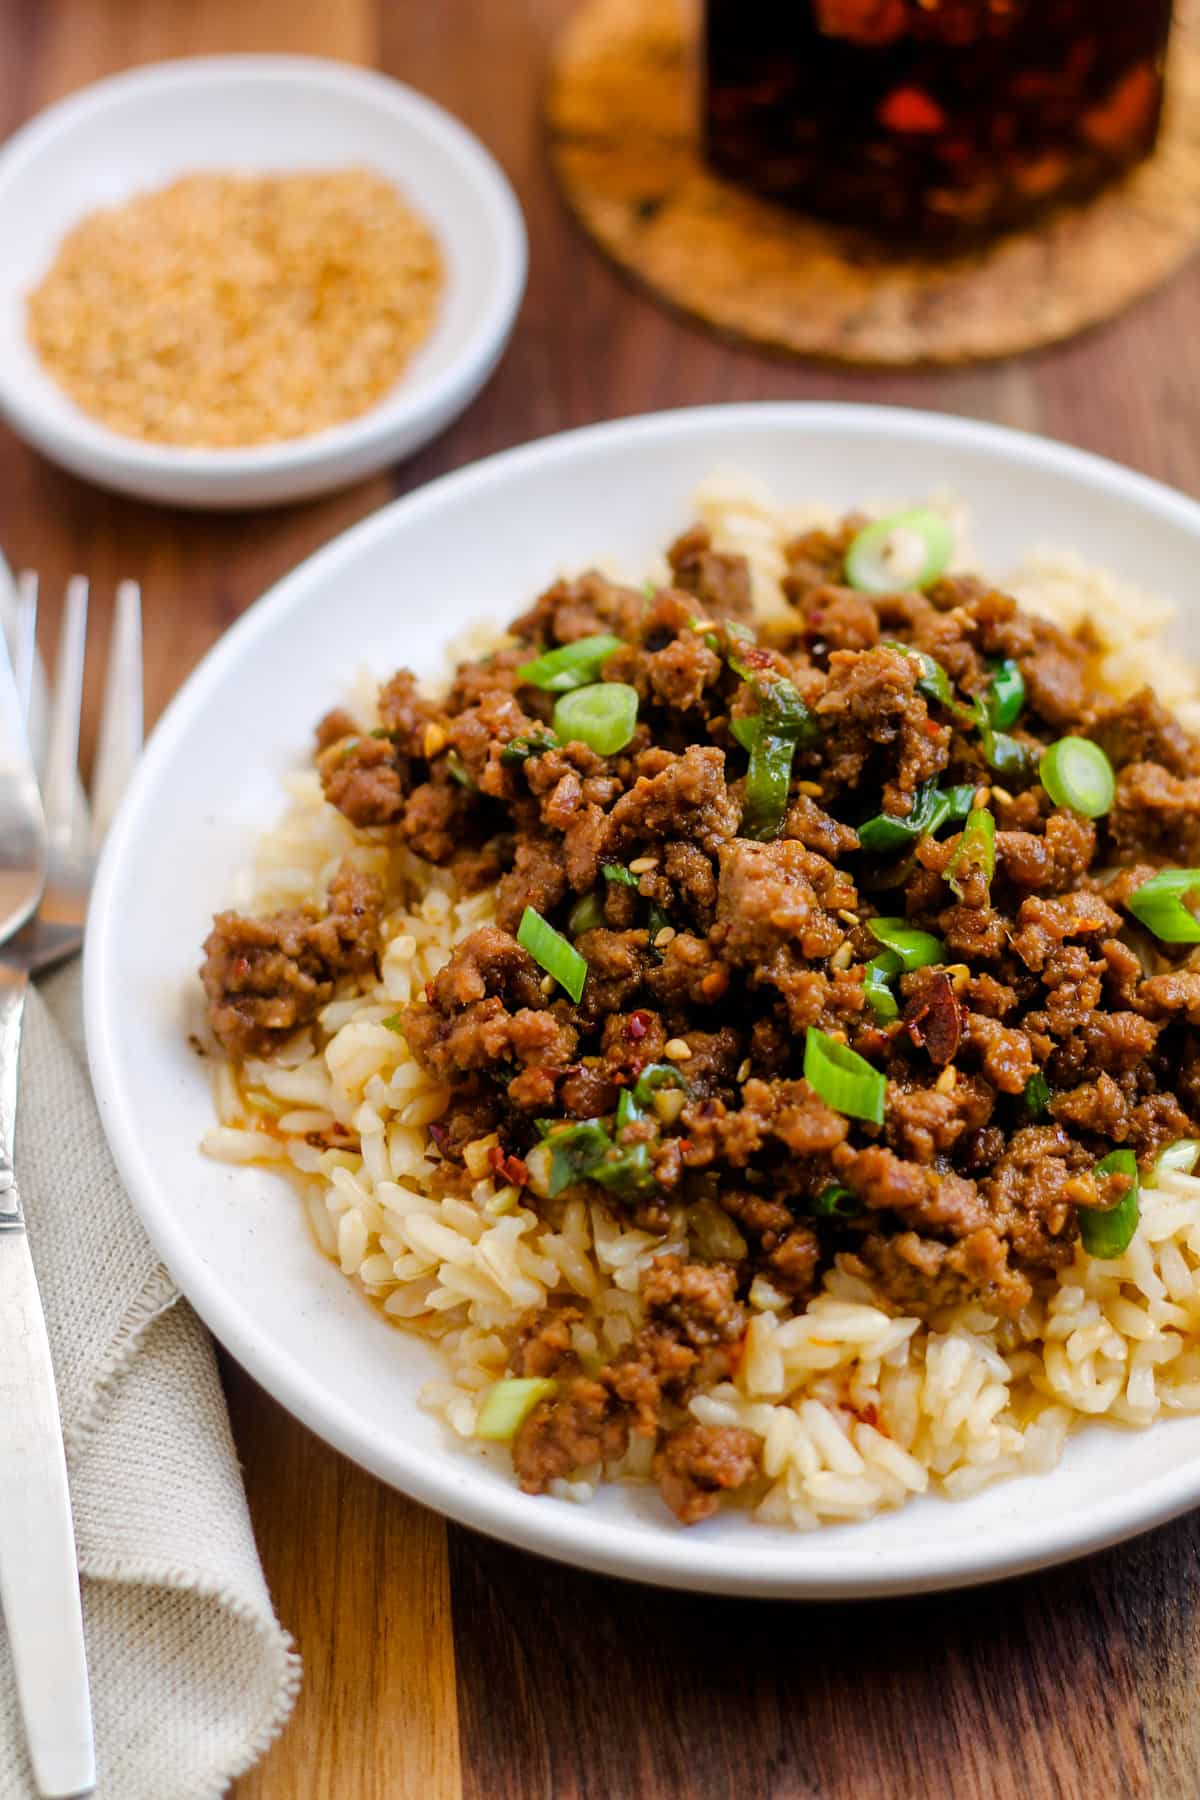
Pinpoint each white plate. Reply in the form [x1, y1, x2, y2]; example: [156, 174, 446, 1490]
[0, 57, 526, 509]
[85, 404, 1200, 1596]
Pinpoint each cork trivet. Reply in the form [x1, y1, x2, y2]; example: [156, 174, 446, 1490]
[546, 0, 1200, 366]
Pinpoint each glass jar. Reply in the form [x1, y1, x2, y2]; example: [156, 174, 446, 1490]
[703, 1, 1174, 247]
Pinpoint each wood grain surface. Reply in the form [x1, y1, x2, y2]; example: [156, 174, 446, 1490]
[4, 2, 1200, 1796]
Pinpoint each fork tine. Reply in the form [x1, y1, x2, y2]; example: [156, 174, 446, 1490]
[90, 580, 143, 850]
[42, 576, 89, 857]
[13, 572, 38, 732]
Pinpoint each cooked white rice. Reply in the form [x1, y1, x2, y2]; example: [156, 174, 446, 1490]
[203, 477, 1200, 1529]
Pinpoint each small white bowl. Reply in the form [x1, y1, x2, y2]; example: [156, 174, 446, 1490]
[0, 57, 527, 509]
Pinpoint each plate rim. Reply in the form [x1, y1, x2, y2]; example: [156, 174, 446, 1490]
[84, 401, 1200, 1596]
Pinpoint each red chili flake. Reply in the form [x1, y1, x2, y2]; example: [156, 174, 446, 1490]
[627, 1010, 650, 1042]
[424, 980, 435, 1004]
[923, 718, 942, 738]
[232, 957, 251, 980]
[903, 972, 962, 1066]
[488, 1144, 529, 1188]
[878, 86, 947, 135]
[428, 1122, 450, 1154]
[678, 1139, 693, 1152]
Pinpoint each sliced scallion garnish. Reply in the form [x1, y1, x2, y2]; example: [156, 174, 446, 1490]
[1023, 1070, 1050, 1118]
[882, 641, 954, 708]
[734, 673, 820, 843]
[985, 658, 1026, 730]
[867, 917, 945, 970]
[632, 1063, 690, 1107]
[1039, 735, 1116, 819]
[857, 780, 974, 854]
[945, 805, 995, 902]
[553, 681, 639, 756]
[970, 695, 1034, 779]
[845, 508, 954, 595]
[540, 1115, 656, 1200]
[567, 890, 604, 937]
[516, 634, 624, 693]
[500, 732, 560, 766]
[810, 1183, 861, 1219]
[602, 863, 639, 887]
[517, 905, 588, 1002]
[1154, 1139, 1200, 1182]
[804, 1028, 886, 1125]
[1079, 1149, 1140, 1260]
[475, 1377, 557, 1441]
[863, 953, 901, 1022]
[1125, 869, 1200, 943]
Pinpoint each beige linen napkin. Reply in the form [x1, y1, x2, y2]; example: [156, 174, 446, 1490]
[0, 963, 300, 1799]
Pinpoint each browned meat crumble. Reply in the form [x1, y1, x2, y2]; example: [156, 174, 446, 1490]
[202, 519, 1200, 1523]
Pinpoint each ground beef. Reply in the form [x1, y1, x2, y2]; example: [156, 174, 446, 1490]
[202, 861, 382, 1057]
[667, 525, 754, 622]
[655, 1424, 762, 1524]
[511, 1377, 629, 1494]
[206, 508, 1200, 1520]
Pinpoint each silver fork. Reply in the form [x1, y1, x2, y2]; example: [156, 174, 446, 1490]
[0, 574, 142, 1800]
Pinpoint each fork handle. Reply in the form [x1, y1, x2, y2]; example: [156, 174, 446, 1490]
[0, 969, 95, 1797]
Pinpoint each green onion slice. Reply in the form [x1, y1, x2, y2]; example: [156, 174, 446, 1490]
[516, 634, 624, 692]
[553, 681, 639, 756]
[970, 695, 1035, 779]
[945, 806, 995, 902]
[810, 1183, 861, 1219]
[867, 917, 945, 971]
[1079, 1149, 1140, 1260]
[742, 729, 798, 842]
[1154, 1139, 1200, 1182]
[845, 509, 954, 595]
[863, 953, 901, 1022]
[567, 891, 604, 937]
[500, 732, 560, 766]
[882, 641, 954, 708]
[986, 658, 1026, 730]
[857, 780, 974, 854]
[517, 906, 588, 1003]
[632, 1063, 690, 1107]
[539, 1115, 657, 1201]
[727, 655, 819, 842]
[1023, 1070, 1050, 1118]
[1039, 735, 1116, 819]
[446, 752, 476, 790]
[475, 1377, 557, 1441]
[602, 863, 639, 887]
[804, 1028, 886, 1125]
[1125, 870, 1200, 944]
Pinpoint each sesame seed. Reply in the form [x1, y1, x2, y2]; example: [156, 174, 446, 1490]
[829, 942, 854, 970]
[989, 784, 1013, 805]
[934, 1066, 958, 1094]
[664, 1038, 692, 1062]
[629, 855, 659, 874]
[796, 781, 824, 798]
[28, 170, 443, 448]
[736, 1058, 752, 1082]
[838, 909, 860, 926]
[423, 722, 447, 758]
[653, 926, 677, 948]
[971, 787, 991, 810]
[540, 974, 555, 996]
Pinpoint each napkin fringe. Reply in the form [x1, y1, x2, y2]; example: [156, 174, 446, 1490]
[82, 1558, 303, 1787]
[63, 1264, 180, 1453]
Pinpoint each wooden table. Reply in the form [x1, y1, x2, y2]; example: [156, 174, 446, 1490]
[6, 2, 1200, 1795]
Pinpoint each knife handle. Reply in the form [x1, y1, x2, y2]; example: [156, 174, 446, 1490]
[0, 973, 94, 1798]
